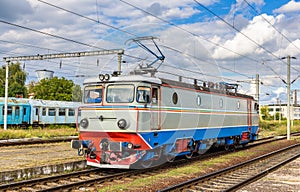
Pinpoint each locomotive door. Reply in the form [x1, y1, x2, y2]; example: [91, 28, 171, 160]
[151, 87, 160, 130]
[247, 100, 252, 132]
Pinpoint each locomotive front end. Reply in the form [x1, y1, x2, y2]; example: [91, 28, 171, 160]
[72, 75, 160, 169]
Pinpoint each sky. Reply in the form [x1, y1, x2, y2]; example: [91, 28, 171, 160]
[0, 0, 300, 105]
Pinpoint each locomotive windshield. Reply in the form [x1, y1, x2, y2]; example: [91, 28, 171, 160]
[84, 85, 102, 103]
[106, 84, 134, 103]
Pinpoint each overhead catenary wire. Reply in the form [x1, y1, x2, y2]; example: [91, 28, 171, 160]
[1, 0, 296, 93]
[0, 19, 104, 51]
[0, 0, 262, 84]
[119, 0, 295, 82]
[119, 0, 260, 64]
[243, 0, 300, 54]
[37, 0, 137, 38]
[192, 0, 289, 66]
[243, 0, 300, 74]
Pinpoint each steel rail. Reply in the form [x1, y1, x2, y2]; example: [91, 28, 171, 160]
[157, 143, 300, 192]
[1, 133, 299, 191]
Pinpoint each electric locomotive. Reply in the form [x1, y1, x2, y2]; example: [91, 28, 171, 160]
[72, 67, 259, 169]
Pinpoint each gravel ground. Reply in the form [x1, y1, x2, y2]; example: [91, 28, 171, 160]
[238, 156, 300, 192]
[94, 139, 300, 191]
[0, 142, 82, 172]
[1, 138, 299, 192]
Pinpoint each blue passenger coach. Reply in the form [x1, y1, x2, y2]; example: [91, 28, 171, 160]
[0, 98, 30, 125]
[0, 97, 81, 126]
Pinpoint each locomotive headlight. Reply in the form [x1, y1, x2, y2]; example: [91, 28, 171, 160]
[104, 74, 110, 80]
[99, 74, 105, 81]
[117, 119, 127, 129]
[99, 74, 110, 81]
[127, 142, 133, 149]
[80, 118, 89, 129]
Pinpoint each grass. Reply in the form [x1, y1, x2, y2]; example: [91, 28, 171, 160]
[0, 126, 78, 140]
[97, 149, 253, 192]
[259, 119, 300, 137]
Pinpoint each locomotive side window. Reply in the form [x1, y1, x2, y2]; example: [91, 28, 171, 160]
[137, 87, 150, 103]
[237, 101, 240, 109]
[197, 95, 201, 106]
[152, 88, 158, 104]
[254, 102, 259, 113]
[172, 92, 178, 105]
[84, 85, 102, 104]
[219, 98, 223, 108]
[106, 84, 134, 103]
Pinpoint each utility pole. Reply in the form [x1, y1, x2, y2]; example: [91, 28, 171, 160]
[282, 55, 296, 140]
[4, 61, 9, 130]
[255, 74, 259, 102]
[3, 49, 124, 130]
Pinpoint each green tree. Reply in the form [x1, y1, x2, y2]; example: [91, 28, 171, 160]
[260, 106, 270, 120]
[30, 77, 81, 101]
[72, 84, 82, 102]
[0, 62, 27, 97]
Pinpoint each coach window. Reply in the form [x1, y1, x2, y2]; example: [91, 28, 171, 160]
[42, 108, 46, 116]
[84, 85, 102, 104]
[48, 108, 56, 116]
[68, 109, 75, 116]
[137, 87, 150, 103]
[7, 106, 12, 115]
[59, 108, 66, 116]
[2, 106, 12, 116]
[15, 106, 20, 116]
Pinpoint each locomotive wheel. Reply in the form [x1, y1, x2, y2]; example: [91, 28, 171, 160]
[224, 144, 235, 151]
[224, 144, 230, 151]
[165, 153, 175, 162]
[185, 151, 194, 159]
[140, 158, 153, 168]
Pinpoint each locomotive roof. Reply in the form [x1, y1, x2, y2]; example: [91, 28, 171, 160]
[84, 74, 254, 100]
[160, 78, 254, 100]
[83, 74, 162, 85]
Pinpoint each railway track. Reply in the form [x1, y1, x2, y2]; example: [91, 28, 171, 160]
[0, 136, 78, 147]
[158, 143, 300, 192]
[1, 131, 298, 148]
[0, 134, 299, 191]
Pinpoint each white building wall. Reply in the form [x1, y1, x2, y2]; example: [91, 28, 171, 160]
[266, 105, 300, 120]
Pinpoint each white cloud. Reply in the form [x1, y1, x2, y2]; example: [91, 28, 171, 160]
[274, 0, 300, 13]
[0, 0, 299, 105]
[212, 14, 277, 59]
